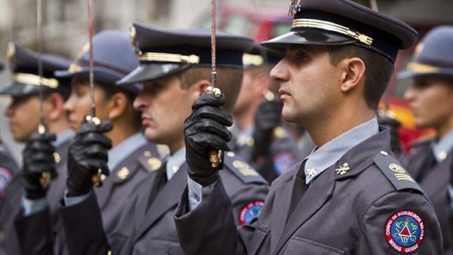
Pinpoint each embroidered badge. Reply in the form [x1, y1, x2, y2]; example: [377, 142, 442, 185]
[335, 163, 350, 175]
[288, 0, 302, 16]
[240, 201, 264, 225]
[0, 167, 12, 196]
[385, 210, 424, 254]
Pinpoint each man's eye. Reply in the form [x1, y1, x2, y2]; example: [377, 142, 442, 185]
[287, 50, 308, 65]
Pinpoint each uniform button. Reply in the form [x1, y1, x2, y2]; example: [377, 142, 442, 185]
[226, 151, 235, 157]
[380, 151, 389, 156]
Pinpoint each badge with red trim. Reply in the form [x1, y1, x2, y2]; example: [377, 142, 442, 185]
[385, 210, 424, 254]
[240, 201, 264, 225]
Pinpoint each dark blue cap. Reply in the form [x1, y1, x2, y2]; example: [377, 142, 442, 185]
[399, 26, 453, 80]
[117, 23, 254, 85]
[243, 44, 284, 68]
[262, 0, 418, 62]
[0, 43, 71, 97]
[55, 30, 140, 93]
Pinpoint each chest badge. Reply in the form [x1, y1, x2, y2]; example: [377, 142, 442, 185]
[385, 210, 424, 254]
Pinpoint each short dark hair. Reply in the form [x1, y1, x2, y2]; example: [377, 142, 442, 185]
[327, 45, 394, 109]
[176, 66, 244, 113]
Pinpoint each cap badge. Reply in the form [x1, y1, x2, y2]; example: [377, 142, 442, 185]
[288, 0, 302, 17]
[129, 25, 139, 53]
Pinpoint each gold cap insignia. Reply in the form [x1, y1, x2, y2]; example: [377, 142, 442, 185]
[233, 160, 258, 176]
[129, 24, 139, 53]
[117, 167, 130, 180]
[288, 0, 302, 16]
[147, 158, 162, 171]
[335, 163, 350, 175]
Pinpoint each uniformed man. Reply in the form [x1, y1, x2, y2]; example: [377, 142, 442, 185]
[399, 25, 453, 254]
[14, 30, 166, 255]
[57, 24, 268, 255]
[232, 45, 304, 182]
[174, 0, 443, 254]
[0, 43, 72, 255]
[0, 60, 19, 200]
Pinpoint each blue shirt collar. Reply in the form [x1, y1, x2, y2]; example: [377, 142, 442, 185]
[166, 147, 186, 181]
[54, 129, 74, 147]
[108, 132, 147, 171]
[304, 117, 379, 184]
[432, 130, 453, 162]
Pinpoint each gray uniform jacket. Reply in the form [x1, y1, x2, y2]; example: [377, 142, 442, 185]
[175, 129, 443, 255]
[60, 153, 268, 255]
[14, 142, 162, 255]
[0, 143, 19, 200]
[0, 137, 70, 255]
[405, 139, 453, 255]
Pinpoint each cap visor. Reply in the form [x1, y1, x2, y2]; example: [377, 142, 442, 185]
[398, 68, 453, 80]
[117, 64, 189, 85]
[55, 68, 122, 86]
[261, 31, 355, 52]
[0, 82, 40, 97]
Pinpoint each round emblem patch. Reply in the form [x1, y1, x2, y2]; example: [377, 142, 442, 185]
[240, 201, 264, 225]
[0, 167, 13, 196]
[385, 210, 424, 254]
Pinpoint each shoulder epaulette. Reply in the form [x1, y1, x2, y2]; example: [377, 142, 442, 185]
[373, 151, 423, 193]
[223, 151, 267, 185]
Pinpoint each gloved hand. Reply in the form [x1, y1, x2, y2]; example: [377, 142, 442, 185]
[66, 117, 112, 197]
[252, 97, 281, 160]
[184, 94, 233, 186]
[22, 132, 57, 199]
[378, 115, 402, 157]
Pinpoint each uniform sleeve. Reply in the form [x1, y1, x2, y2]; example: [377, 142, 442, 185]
[14, 208, 53, 255]
[357, 191, 443, 254]
[60, 192, 110, 255]
[175, 181, 249, 255]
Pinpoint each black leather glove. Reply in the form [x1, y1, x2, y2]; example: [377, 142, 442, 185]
[252, 97, 281, 160]
[67, 117, 112, 197]
[22, 132, 57, 199]
[184, 94, 233, 186]
[378, 115, 402, 157]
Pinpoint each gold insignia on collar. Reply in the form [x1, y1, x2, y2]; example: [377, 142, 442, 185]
[438, 151, 447, 161]
[306, 168, 317, 178]
[117, 167, 130, 180]
[143, 150, 152, 158]
[288, 0, 302, 16]
[273, 127, 287, 139]
[147, 158, 162, 171]
[389, 163, 406, 173]
[53, 152, 61, 164]
[335, 163, 350, 175]
[233, 160, 258, 176]
[157, 145, 170, 157]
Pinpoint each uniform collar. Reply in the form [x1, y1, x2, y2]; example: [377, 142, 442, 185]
[108, 132, 147, 171]
[304, 117, 379, 184]
[54, 129, 74, 147]
[166, 147, 186, 181]
[432, 130, 453, 162]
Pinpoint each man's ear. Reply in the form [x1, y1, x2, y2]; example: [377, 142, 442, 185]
[108, 92, 128, 119]
[191, 79, 211, 97]
[45, 93, 66, 121]
[339, 57, 366, 92]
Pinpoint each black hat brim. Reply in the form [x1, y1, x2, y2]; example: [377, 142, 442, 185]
[0, 82, 41, 97]
[261, 31, 355, 52]
[117, 64, 190, 85]
[398, 67, 453, 80]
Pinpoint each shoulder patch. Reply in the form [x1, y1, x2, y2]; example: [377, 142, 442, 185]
[385, 210, 424, 254]
[223, 152, 267, 184]
[240, 201, 264, 225]
[0, 167, 13, 195]
[373, 152, 422, 193]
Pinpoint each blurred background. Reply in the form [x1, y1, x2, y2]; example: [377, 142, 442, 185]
[1, 0, 453, 164]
